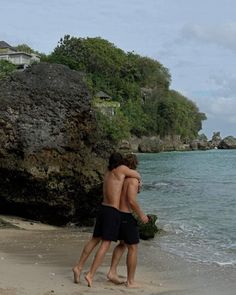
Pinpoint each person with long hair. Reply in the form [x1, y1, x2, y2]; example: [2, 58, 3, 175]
[107, 154, 149, 288]
[72, 152, 141, 287]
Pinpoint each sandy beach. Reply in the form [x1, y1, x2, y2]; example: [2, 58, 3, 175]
[0, 215, 235, 295]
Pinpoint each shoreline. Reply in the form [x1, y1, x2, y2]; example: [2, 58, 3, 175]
[0, 215, 235, 295]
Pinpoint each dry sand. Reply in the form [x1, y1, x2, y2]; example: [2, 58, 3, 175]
[0, 215, 235, 295]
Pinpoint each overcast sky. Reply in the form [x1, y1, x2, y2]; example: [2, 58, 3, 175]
[1, 0, 236, 138]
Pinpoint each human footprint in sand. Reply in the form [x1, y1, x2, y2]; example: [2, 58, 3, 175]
[107, 154, 149, 288]
[72, 152, 141, 286]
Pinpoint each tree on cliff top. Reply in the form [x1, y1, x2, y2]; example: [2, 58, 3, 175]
[46, 35, 170, 99]
[45, 35, 206, 140]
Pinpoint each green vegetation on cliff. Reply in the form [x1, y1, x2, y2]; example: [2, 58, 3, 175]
[45, 35, 206, 141]
[3, 36, 206, 142]
[0, 60, 16, 79]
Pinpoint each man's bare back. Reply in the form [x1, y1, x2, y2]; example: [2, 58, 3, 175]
[119, 178, 138, 213]
[107, 154, 148, 288]
[73, 152, 141, 287]
[102, 165, 141, 210]
[119, 177, 148, 223]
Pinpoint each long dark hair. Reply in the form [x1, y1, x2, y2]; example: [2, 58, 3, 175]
[108, 152, 123, 171]
[123, 154, 138, 169]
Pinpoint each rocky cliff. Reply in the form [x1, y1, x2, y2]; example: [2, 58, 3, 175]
[0, 63, 112, 225]
[218, 136, 236, 149]
[120, 134, 236, 153]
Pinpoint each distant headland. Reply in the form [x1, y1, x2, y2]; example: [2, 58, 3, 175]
[119, 132, 236, 153]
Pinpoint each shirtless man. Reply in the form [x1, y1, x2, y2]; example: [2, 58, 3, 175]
[72, 152, 141, 286]
[107, 154, 149, 288]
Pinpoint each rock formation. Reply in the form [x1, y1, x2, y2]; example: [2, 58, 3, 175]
[120, 135, 191, 153]
[210, 132, 222, 148]
[218, 136, 236, 149]
[0, 63, 113, 225]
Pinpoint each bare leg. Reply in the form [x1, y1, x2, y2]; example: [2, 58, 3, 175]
[85, 240, 111, 287]
[126, 244, 140, 288]
[72, 237, 101, 283]
[107, 241, 126, 284]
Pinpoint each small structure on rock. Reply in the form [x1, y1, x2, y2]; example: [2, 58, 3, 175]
[0, 41, 40, 69]
[93, 91, 120, 117]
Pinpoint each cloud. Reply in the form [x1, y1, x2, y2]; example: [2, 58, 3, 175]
[209, 74, 236, 98]
[181, 22, 236, 51]
[210, 97, 236, 116]
[191, 73, 236, 133]
[195, 94, 236, 137]
[197, 91, 236, 127]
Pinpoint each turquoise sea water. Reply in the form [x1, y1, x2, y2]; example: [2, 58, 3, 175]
[138, 150, 236, 267]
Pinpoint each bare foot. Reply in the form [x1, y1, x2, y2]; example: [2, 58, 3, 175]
[107, 271, 125, 285]
[72, 266, 82, 284]
[126, 281, 142, 288]
[85, 272, 93, 287]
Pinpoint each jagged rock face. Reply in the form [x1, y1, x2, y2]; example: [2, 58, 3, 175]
[218, 136, 236, 149]
[127, 135, 188, 153]
[0, 63, 111, 225]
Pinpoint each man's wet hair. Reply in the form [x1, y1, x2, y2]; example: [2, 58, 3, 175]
[123, 153, 138, 170]
[108, 152, 123, 171]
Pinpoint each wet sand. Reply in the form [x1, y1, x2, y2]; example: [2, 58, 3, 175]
[0, 215, 235, 295]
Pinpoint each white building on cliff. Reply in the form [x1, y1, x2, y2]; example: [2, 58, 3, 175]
[0, 41, 40, 69]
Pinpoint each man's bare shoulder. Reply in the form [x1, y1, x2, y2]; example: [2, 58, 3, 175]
[113, 165, 129, 173]
[117, 165, 137, 172]
[116, 164, 127, 171]
[125, 177, 139, 185]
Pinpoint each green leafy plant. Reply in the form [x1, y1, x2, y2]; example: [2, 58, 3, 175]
[0, 60, 16, 79]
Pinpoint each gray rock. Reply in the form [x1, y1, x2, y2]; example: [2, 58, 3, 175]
[218, 136, 236, 149]
[121, 135, 191, 153]
[0, 217, 18, 228]
[0, 63, 113, 225]
[138, 136, 164, 153]
[211, 132, 222, 147]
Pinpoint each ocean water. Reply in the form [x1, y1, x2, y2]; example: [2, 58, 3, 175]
[137, 150, 236, 267]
